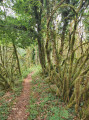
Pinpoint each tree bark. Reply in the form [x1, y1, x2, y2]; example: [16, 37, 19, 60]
[12, 40, 21, 76]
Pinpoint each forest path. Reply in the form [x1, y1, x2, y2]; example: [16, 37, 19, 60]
[7, 72, 33, 120]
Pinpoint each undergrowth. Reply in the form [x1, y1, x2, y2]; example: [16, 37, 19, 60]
[0, 81, 22, 120]
[0, 78, 23, 120]
[28, 69, 77, 120]
[0, 66, 32, 120]
[0, 65, 41, 120]
[22, 65, 41, 78]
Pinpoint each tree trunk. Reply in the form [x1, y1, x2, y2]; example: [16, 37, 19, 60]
[12, 40, 21, 76]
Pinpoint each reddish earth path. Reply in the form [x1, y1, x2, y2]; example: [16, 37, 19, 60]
[8, 73, 33, 120]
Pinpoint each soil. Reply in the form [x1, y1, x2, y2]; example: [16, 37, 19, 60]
[7, 73, 33, 120]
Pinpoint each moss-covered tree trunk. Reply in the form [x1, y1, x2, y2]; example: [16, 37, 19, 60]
[33, 0, 46, 73]
[12, 40, 21, 76]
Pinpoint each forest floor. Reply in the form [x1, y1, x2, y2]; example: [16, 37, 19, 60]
[7, 72, 33, 120]
[0, 66, 78, 120]
[27, 70, 78, 120]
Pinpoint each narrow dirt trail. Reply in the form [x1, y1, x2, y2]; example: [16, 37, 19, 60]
[8, 72, 33, 120]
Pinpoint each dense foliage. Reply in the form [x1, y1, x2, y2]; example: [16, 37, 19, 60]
[0, 0, 89, 119]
